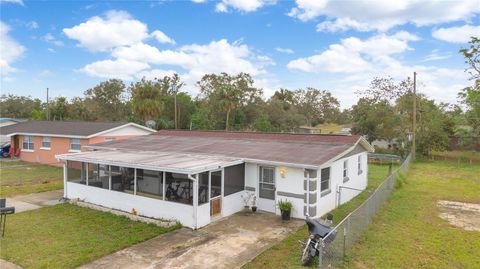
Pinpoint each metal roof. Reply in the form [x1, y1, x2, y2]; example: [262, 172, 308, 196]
[87, 130, 371, 168]
[57, 150, 243, 174]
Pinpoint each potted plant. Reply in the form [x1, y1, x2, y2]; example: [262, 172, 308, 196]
[277, 199, 293, 220]
[251, 195, 257, 213]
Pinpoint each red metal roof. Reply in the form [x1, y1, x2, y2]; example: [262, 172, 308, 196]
[89, 130, 364, 168]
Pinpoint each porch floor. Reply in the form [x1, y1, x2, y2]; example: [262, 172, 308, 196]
[77, 210, 303, 269]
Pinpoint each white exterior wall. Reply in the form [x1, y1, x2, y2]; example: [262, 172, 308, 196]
[66, 182, 195, 228]
[317, 151, 369, 218]
[197, 203, 210, 228]
[222, 190, 247, 217]
[99, 125, 154, 136]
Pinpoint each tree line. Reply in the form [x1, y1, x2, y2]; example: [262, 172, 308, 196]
[1, 38, 479, 155]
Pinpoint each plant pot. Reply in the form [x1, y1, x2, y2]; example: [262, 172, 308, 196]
[251, 206, 257, 212]
[281, 209, 291, 220]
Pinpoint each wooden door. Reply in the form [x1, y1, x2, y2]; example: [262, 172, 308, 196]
[210, 197, 221, 216]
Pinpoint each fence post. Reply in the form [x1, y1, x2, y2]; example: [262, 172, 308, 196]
[318, 240, 323, 268]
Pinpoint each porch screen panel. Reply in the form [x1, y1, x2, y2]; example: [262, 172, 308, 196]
[224, 163, 245, 196]
[110, 166, 135, 194]
[165, 172, 193, 205]
[87, 163, 109, 189]
[259, 166, 275, 200]
[198, 172, 209, 204]
[67, 161, 86, 184]
[136, 169, 163, 199]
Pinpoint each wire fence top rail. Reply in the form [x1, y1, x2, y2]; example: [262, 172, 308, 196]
[319, 153, 412, 268]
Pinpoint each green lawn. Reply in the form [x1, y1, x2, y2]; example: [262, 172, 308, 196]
[430, 150, 480, 163]
[345, 160, 480, 269]
[0, 203, 181, 269]
[244, 164, 394, 269]
[0, 160, 63, 197]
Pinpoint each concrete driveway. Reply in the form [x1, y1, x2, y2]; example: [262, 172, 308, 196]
[78, 211, 303, 269]
[5, 190, 63, 213]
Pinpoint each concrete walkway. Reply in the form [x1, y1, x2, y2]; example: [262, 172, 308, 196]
[5, 190, 63, 213]
[78, 211, 303, 269]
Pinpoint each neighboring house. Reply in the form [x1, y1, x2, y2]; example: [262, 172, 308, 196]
[0, 121, 155, 166]
[57, 130, 374, 229]
[0, 118, 23, 143]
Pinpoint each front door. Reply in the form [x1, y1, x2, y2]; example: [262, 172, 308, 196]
[258, 166, 276, 213]
[210, 170, 222, 216]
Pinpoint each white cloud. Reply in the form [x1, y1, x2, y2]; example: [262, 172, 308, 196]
[432, 24, 480, 43]
[0, 0, 23, 5]
[421, 50, 451, 62]
[287, 31, 418, 73]
[191, 0, 206, 3]
[150, 30, 175, 45]
[215, 0, 276, 13]
[48, 48, 56, 53]
[63, 10, 149, 52]
[43, 33, 64, 46]
[275, 47, 294, 54]
[287, 31, 469, 107]
[26, 21, 39, 29]
[80, 59, 150, 80]
[289, 0, 480, 32]
[137, 69, 177, 80]
[0, 21, 26, 77]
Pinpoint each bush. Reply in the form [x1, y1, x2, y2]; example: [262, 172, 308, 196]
[277, 199, 293, 212]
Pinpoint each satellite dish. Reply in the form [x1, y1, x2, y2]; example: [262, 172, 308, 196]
[145, 120, 156, 129]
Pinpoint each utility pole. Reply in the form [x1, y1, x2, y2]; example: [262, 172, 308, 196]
[173, 84, 178, 129]
[412, 72, 417, 161]
[46, 87, 50, 121]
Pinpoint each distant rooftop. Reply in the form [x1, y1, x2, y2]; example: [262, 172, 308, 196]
[0, 120, 130, 137]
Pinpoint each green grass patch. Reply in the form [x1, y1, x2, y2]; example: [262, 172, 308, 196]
[244, 164, 394, 269]
[345, 160, 480, 269]
[0, 161, 63, 197]
[0, 203, 181, 269]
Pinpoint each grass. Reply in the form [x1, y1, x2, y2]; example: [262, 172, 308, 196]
[429, 150, 480, 163]
[244, 164, 394, 269]
[0, 160, 64, 197]
[345, 160, 480, 269]
[0, 203, 181, 269]
[314, 123, 344, 134]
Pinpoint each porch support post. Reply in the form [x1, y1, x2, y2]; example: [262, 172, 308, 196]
[63, 161, 68, 198]
[134, 169, 137, 195]
[190, 174, 199, 229]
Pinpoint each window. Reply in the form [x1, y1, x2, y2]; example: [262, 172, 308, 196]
[67, 161, 86, 185]
[259, 166, 275, 199]
[41, 136, 51, 149]
[165, 172, 193, 204]
[343, 159, 349, 180]
[198, 172, 209, 205]
[70, 138, 81, 151]
[105, 137, 115, 142]
[110, 166, 135, 194]
[22, 136, 34, 150]
[137, 169, 164, 200]
[224, 163, 245, 196]
[87, 163, 109, 189]
[320, 167, 330, 192]
[358, 155, 363, 174]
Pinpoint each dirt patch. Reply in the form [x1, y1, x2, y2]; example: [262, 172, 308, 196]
[437, 200, 480, 232]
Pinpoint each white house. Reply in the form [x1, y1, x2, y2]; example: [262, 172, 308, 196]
[56, 130, 373, 229]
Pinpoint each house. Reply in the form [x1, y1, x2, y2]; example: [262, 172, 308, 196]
[0, 118, 24, 143]
[0, 121, 156, 166]
[56, 130, 374, 229]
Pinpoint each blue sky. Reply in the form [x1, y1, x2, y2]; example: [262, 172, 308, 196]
[1, 0, 479, 108]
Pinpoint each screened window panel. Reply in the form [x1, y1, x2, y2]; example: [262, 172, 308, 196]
[67, 161, 86, 184]
[198, 172, 209, 205]
[165, 172, 193, 205]
[110, 166, 135, 194]
[88, 163, 109, 189]
[259, 166, 275, 199]
[224, 163, 245, 196]
[137, 169, 163, 200]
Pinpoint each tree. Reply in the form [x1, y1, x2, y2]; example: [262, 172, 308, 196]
[130, 78, 164, 122]
[69, 97, 96, 121]
[0, 95, 43, 118]
[459, 37, 480, 80]
[197, 73, 262, 130]
[356, 76, 412, 103]
[50, 96, 69, 120]
[294, 88, 340, 126]
[84, 79, 126, 121]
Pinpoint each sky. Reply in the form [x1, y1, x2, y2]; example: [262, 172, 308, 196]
[1, 0, 479, 108]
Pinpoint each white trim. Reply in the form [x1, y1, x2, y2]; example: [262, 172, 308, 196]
[21, 149, 34, 153]
[68, 150, 81, 153]
[318, 137, 374, 170]
[8, 132, 88, 139]
[40, 147, 51, 150]
[86, 123, 156, 138]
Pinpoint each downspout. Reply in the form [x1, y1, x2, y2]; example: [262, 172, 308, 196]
[188, 174, 198, 229]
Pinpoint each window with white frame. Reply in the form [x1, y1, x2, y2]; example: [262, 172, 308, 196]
[358, 155, 362, 174]
[70, 138, 81, 151]
[41, 136, 51, 149]
[343, 159, 349, 180]
[320, 167, 330, 193]
[22, 136, 34, 150]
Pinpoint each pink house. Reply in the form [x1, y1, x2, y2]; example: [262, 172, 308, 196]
[0, 121, 155, 166]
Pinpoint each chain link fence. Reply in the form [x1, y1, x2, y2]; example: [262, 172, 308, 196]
[319, 153, 412, 268]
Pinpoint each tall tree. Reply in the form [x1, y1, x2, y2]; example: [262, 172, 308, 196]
[0, 95, 43, 118]
[294, 88, 340, 126]
[130, 78, 164, 122]
[84, 79, 126, 121]
[197, 73, 262, 130]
